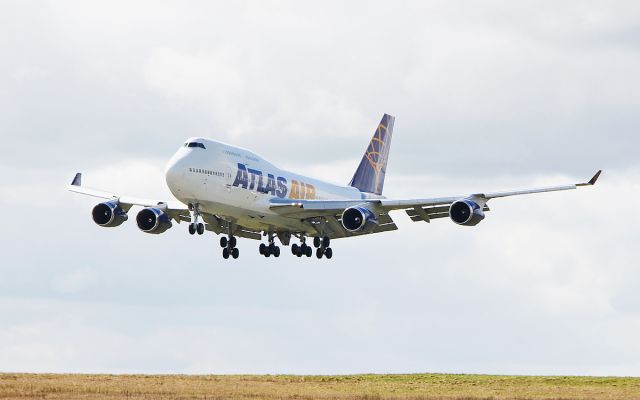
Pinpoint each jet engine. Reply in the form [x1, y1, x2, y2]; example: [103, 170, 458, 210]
[449, 199, 485, 226]
[92, 200, 128, 227]
[136, 207, 172, 234]
[341, 206, 379, 233]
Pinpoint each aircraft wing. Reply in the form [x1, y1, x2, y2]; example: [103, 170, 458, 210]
[269, 170, 601, 232]
[67, 172, 190, 222]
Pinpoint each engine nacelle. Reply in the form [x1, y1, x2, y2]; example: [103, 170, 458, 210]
[341, 206, 379, 233]
[136, 207, 172, 234]
[449, 199, 485, 226]
[92, 200, 128, 227]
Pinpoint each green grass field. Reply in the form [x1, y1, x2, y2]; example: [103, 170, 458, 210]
[0, 373, 638, 399]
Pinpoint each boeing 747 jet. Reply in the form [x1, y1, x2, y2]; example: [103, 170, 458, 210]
[69, 114, 601, 260]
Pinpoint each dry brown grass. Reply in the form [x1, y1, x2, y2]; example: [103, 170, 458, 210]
[0, 373, 638, 400]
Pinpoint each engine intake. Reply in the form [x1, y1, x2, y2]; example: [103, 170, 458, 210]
[92, 201, 128, 227]
[341, 206, 379, 233]
[449, 199, 485, 226]
[136, 207, 172, 234]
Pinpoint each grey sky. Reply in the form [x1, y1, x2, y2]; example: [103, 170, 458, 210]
[1, 1, 639, 375]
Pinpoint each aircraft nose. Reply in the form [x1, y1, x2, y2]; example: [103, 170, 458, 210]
[165, 153, 186, 188]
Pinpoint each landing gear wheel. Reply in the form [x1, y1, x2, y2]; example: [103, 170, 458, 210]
[220, 237, 228, 248]
[189, 223, 196, 235]
[196, 223, 205, 235]
[222, 248, 230, 259]
[274, 246, 280, 257]
[305, 246, 312, 257]
[259, 243, 267, 255]
[324, 247, 333, 259]
[291, 243, 299, 255]
[313, 237, 321, 248]
[316, 248, 323, 259]
[322, 236, 330, 248]
[301, 243, 308, 253]
[229, 236, 237, 248]
[231, 248, 239, 259]
[295, 247, 303, 257]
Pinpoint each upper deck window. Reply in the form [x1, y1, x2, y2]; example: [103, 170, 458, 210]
[184, 142, 206, 149]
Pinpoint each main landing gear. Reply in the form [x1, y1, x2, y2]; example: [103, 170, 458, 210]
[220, 235, 239, 259]
[291, 237, 313, 258]
[289, 236, 333, 259]
[314, 236, 333, 259]
[188, 203, 205, 235]
[259, 233, 281, 258]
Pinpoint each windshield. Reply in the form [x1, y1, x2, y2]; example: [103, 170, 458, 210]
[183, 142, 206, 149]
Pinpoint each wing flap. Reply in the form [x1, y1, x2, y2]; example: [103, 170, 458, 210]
[406, 205, 490, 223]
[323, 212, 397, 239]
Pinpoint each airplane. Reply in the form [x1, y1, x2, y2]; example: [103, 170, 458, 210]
[68, 114, 601, 260]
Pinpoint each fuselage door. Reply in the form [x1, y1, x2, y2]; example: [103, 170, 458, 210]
[225, 163, 235, 190]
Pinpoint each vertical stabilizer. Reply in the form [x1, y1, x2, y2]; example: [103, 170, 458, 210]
[349, 114, 395, 195]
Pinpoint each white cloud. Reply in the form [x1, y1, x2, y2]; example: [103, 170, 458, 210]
[51, 268, 98, 294]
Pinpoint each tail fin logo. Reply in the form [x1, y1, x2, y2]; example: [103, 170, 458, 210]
[349, 114, 395, 195]
[364, 122, 390, 191]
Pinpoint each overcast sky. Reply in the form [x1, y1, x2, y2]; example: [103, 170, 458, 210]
[1, 0, 639, 376]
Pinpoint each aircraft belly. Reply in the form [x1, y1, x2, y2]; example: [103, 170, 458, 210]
[194, 183, 309, 232]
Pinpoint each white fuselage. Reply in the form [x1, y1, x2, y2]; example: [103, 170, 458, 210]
[164, 138, 373, 233]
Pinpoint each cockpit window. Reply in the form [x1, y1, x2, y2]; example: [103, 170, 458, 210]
[185, 142, 206, 149]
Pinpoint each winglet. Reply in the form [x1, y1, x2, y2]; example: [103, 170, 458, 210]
[577, 170, 602, 187]
[71, 173, 82, 187]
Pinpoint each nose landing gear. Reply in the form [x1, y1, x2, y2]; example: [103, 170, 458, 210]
[189, 223, 205, 235]
[188, 203, 205, 235]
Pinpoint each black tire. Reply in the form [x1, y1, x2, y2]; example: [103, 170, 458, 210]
[222, 248, 230, 259]
[316, 248, 323, 259]
[296, 247, 303, 257]
[325, 247, 333, 259]
[197, 223, 205, 235]
[274, 246, 280, 257]
[323, 236, 330, 248]
[306, 246, 312, 257]
[313, 237, 321, 248]
[259, 243, 266, 255]
[291, 243, 299, 255]
[301, 243, 308, 252]
[220, 237, 228, 248]
[265, 250, 271, 257]
[232, 248, 239, 259]
[188, 224, 196, 235]
[229, 236, 237, 248]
